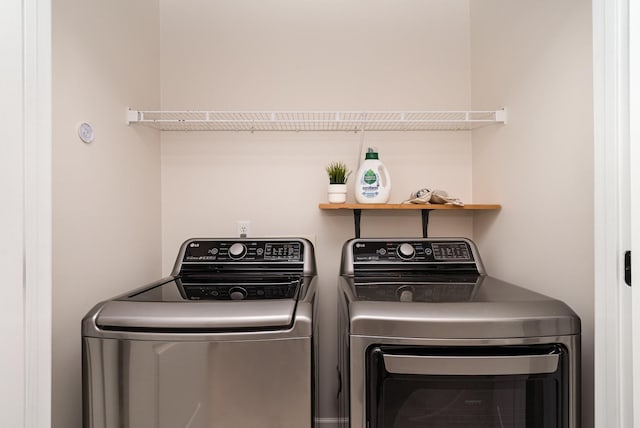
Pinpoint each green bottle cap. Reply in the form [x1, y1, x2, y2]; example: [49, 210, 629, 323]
[365, 147, 379, 160]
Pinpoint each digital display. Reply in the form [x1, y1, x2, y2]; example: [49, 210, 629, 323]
[264, 243, 301, 261]
[431, 243, 472, 261]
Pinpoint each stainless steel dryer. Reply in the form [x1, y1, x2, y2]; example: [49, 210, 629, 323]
[83, 238, 317, 428]
[337, 237, 581, 428]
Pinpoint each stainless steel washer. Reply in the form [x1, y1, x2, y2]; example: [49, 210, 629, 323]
[83, 238, 317, 428]
[337, 237, 581, 428]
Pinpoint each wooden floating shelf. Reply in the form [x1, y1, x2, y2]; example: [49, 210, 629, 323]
[319, 203, 501, 238]
[318, 203, 501, 210]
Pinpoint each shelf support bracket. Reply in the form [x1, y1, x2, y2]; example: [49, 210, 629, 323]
[126, 109, 140, 125]
[353, 209, 362, 238]
[421, 209, 432, 238]
[495, 107, 508, 124]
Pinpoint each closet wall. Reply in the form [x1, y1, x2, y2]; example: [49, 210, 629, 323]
[470, 1, 594, 426]
[52, 0, 161, 427]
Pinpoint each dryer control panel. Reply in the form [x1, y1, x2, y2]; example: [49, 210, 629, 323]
[352, 240, 475, 263]
[343, 238, 485, 279]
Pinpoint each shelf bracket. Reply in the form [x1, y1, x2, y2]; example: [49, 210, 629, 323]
[495, 107, 508, 124]
[126, 109, 140, 125]
[421, 209, 432, 238]
[353, 209, 362, 238]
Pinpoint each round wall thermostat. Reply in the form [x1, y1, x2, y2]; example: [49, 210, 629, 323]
[78, 122, 95, 143]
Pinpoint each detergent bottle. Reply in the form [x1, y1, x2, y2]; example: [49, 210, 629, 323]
[355, 147, 391, 203]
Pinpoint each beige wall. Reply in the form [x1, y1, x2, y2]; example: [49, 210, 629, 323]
[51, 0, 595, 425]
[52, 0, 161, 427]
[159, 0, 475, 419]
[470, 1, 594, 427]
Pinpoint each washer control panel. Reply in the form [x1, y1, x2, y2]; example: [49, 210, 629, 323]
[183, 283, 299, 300]
[352, 240, 474, 263]
[183, 240, 303, 263]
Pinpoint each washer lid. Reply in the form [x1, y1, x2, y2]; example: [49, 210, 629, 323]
[127, 275, 303, 301]
[95, 298, 297, 331]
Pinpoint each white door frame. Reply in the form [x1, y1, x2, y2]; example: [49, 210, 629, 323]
[630, 0, 640, 425]
[593, 0, 633, 426]
[24, 0, 52, 426]
[0, 0, 52, 426]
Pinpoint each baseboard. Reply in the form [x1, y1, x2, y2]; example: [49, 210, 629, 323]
[315, 417, 347, 427]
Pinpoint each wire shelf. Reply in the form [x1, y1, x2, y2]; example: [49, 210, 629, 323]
[127, 109, 507, 132]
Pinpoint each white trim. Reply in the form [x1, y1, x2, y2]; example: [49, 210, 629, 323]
[593, 0, 632, 426]
[630, 0, 640, 425]
[23, 0, 52, 426]
[0, 0, 27, 423]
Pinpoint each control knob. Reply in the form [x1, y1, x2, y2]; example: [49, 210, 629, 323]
[397, 286, 414, 302]
[229, 286, 248, 300]
[397, 243, 415, 260]
[228, 243, 247, 259]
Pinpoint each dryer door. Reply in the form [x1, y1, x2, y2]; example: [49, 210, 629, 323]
[366, 344, 570, 428]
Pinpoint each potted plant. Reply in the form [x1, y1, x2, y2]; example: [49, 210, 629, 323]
[326, 161, 351, 203]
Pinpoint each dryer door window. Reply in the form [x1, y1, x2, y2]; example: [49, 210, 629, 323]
[366, 345, 569, 428]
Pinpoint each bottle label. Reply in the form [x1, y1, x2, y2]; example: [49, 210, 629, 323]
[363, 169, 377, 185]
[360, 169, 380, 198]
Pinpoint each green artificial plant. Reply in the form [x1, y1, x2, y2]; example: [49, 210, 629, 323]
[326, 161, 351, 184]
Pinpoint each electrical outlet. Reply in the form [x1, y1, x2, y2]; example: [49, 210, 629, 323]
[236, 220, 251, 237]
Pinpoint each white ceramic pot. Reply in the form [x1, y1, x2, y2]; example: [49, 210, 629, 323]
[328, 183, 347, 203]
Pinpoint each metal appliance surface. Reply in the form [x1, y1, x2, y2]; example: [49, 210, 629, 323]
[337, 237, 581, 428]
[83, 238, 317, 428]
